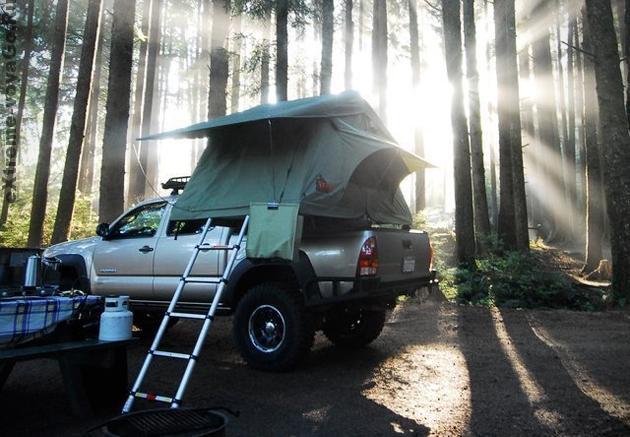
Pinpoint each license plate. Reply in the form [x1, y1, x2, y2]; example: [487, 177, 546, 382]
[402, 256, 415, 273]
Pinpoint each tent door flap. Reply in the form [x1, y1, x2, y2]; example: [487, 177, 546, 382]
[246, 203, 302, 261]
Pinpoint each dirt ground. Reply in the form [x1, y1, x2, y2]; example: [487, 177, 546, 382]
[2, 293, 630, 436]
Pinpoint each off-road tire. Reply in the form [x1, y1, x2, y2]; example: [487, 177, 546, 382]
[323, 308, 387, 348]
[233, 283, 315, 371]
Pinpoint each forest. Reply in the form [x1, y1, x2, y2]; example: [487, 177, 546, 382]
[1, 0, 629, 305]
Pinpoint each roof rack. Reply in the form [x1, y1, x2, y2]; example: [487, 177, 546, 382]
[162, 176, 190, 195]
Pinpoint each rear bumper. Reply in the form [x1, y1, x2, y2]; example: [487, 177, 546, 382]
[130, 270, 440, 313]
[305, 270, 438, 307]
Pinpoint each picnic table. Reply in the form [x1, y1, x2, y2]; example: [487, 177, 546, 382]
[0, 295, 103, 346]
[0, 337, 136, 415]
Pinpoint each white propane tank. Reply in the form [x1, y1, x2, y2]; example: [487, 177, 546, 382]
[99, 295, 133, 341]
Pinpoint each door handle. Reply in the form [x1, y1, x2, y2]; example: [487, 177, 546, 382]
[138, 245, 154, 253]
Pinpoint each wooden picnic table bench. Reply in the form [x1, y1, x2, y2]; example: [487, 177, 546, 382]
[0, 337, 136, 416]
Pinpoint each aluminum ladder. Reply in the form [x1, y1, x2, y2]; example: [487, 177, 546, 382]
[122, 215, 249, 413]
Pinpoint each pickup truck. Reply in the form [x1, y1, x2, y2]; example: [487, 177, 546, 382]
[43, 194, 436, 371]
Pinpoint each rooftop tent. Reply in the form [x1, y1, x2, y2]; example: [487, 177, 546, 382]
[141, 91, 434, 225]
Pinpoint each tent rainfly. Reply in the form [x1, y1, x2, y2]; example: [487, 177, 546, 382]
[141, 91, 434, 226]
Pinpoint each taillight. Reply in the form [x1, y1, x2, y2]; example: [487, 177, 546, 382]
[358, 236, 378, 276]
[428, 241, 434, 271]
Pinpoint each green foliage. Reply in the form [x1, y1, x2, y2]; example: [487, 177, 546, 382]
[68, 197, 100, 242]
[0, 196, 98, 248]
[428, 222, 606, 311]
[412, 211, 427, 229]
[438, 249, 605, 311]
[0, 194, 51, 248]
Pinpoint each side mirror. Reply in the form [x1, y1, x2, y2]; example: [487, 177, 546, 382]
[96, 223, 110, 238]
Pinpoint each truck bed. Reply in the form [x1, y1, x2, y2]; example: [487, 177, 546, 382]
[300, 227, 432, 301]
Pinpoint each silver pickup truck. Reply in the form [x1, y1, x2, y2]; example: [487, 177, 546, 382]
[43, 194, 436, 370]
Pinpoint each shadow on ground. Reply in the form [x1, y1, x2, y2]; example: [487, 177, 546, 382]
[459, 305, 630, 437]
[2, 294, 630, 436]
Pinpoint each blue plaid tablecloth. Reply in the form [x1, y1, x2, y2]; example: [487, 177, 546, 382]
[0, 295, 103, 346]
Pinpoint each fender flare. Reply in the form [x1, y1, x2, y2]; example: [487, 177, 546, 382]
[51, 254, 90, 293]
[221, 251, 320, 309]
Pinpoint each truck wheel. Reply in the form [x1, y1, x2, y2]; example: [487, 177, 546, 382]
[233, 283, 314, 371]
[323, 308, 387, 348]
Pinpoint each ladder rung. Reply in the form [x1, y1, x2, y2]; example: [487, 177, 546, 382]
[133, 391, 173, 404]
[196, 244, 240, 251]
[183, 278, 222, 284]
[153, 350, 192, 360]
[169, 312, 206, 320]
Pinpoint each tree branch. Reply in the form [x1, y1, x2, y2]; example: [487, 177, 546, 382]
[423, 0, 440, 14]
[561, 41, 595, 59]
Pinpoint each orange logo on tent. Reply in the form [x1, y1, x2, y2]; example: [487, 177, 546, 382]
[316, 175, 334, 193]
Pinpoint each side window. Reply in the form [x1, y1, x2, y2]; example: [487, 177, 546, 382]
[166, 219, 207, 236]
[108, 202, 166, 239]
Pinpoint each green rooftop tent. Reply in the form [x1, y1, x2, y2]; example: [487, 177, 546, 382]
[142, 91, 434, 230]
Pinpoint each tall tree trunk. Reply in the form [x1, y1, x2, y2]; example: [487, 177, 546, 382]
[489, 145, 498, 224]
[190, 77, 199, 167]
[584, 0, 630, 298]
[40, 0, 51, 37]
[581, 11, 604, 274]
[27, 0, 69, 247]
[188, 4, 198, 169]
[359, 0, 364, 50]
[574, 15, 587, 221]
[200, 0, 211, 113]
[344, 0, 353, 90]
[195, 0, 211, 162]
[127, 0, 152, 205]
[532, 2, 564, 242]
[51, 0, 103, 244]
[495, 0, 516, 248]
[0, 0, 35, 226]
[137, 0, 161, 199]
[484, 0, 498, 225]
[615, 0, 626, 84]
[441, 0, 476, 264]
[625, 0, 630, 125]
[517, 0, 536, 230]
[320, 0, 334, 95]
[312, 17, 320, 96]
[79, 5, 107, 198]
[555, 0, 573, 235]
[495, 0, 529, 251]
[276, 0, 288, 101]
[566, 16, 578, 228]
[372, 0, 388, 121]
[148, 49, 166, 192]
[231, 13, 242, 113]
[14, 0, 35, 164]
[519, 44, 538, 228]
[188, 20, 197, 169]
[150, 8, 170, 189]
[208, 0, 230, 117]
[409, 0, 425, 212]
[98, 0, 136, 223]
[463, 0, 491, 248]
[261, 4, 271, 103]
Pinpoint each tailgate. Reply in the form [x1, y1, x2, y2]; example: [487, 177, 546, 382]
[374, 229, 431, 283]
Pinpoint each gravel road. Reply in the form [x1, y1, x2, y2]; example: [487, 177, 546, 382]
[3, 293, 630, 436]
